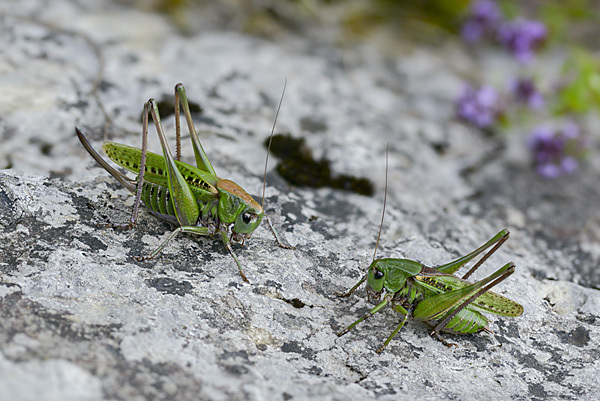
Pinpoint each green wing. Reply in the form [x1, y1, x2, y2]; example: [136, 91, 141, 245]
[103, 142, 219, 201]
[414, 267, 523, 318]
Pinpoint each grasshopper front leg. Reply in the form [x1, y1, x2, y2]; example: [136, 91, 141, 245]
[220, 230, 249, 283]
[337, 297, 389, 338]
[336, 273, 367, 298]
[376, 304, 413, 353]
[265, 215, 295, 249]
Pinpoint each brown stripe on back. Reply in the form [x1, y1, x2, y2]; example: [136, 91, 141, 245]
[217, 179, 262, 211]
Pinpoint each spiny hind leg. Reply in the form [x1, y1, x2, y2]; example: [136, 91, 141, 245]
[174, 83, 216, 175]
[429, 263, 516, 347]
[435, 230, 509, 278]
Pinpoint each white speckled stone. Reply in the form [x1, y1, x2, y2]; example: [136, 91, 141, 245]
[1, 1, 599, 400]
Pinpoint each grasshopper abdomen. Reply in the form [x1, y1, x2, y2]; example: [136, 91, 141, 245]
[428, 307, 489, 335]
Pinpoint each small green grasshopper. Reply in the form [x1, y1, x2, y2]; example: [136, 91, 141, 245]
[76, 83, 292, 282]
[337, 154, 523, 353]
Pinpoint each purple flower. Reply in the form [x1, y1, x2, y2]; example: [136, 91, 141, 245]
[461, 0, 502, 42]
[527, 123, 587, 178]
[510, 77, 544, 110]
[561, 121, 580, 139]
[497, 18, 547, 63]
[456, 84, 502, 128]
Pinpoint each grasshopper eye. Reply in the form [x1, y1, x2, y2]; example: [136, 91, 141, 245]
[242, 212, 254, 224]
[374, 270, 384, 280]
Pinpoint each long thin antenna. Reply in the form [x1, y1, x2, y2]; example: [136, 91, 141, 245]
[373, 143, 389, 261]
[262, 78, 287, 208]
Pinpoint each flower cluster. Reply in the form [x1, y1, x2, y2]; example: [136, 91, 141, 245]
[509, 77, 544, 110]
[497, 18, 547, 63]
[526, 123, 588, 178]
[461, 0, 501, 43]
[455, 85, 502, 128]
[458, 1, 547, 129]
[455, 1, 588, 179]
[462, 0, 547, 64]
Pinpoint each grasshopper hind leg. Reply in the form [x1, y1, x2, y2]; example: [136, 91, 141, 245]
[426, 263, 516, 347]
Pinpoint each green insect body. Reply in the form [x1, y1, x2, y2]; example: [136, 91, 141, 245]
[76, 83, 291, 283]
[101, 141, 261, 237]
[338, 222, 523, 352]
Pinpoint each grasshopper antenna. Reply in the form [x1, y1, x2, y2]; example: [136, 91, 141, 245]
[336, 144, 389, 298]
[261, 79, 294, 250]
[262, 78, 287, 208]
[373, 143, 389, 262]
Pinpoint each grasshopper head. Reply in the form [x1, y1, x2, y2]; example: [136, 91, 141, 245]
[367, 258, 422, 299]
[231, 204, 264, 244]
[217, 179, 265, 244]
[367, 260, 387, 294]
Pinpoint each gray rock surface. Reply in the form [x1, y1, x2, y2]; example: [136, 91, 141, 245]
[1, 1, 600, 400]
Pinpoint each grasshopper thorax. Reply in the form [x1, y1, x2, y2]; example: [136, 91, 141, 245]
[367, 258, 423, 299]
[216, 179, 264, 245]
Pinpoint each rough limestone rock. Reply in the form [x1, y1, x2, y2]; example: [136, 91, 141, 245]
[1, 1, 599, 400]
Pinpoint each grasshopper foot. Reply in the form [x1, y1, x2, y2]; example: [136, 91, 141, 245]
[431, 330, 458, 347]
[336, 328, 349, 337]
[238, 270, 250, 284]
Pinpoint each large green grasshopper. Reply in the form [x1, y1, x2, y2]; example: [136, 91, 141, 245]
[76, 83, 291, 282]
[337, 165, 523, 352]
